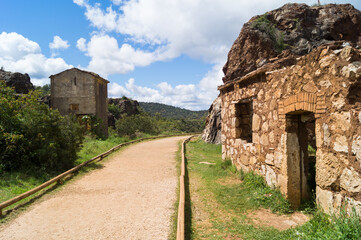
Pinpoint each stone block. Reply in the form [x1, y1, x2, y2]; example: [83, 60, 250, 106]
[340, 167, 361, 193]
[260, 134, 269, 145]
[333, 135, 349, 153]
[265, 153, 274, 165]
[316, 151, 341, 188]
[316, 187, 334, 214]
[323, 123, 330, 146]
[330, 112, 351, 132]
[266, 165, 277, 188]
[261, 122, 269, 132]
[252, 114, 261, 131]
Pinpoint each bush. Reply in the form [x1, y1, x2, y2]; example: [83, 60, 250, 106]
[115, 113, 159, 137]
[251, 14, 288, 53]
[0, 82, 84, 173]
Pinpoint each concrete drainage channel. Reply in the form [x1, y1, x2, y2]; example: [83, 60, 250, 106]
[176, 135, 193, 240]
[0, 134, 193, 217]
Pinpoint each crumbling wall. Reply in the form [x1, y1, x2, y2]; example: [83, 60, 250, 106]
[220, 44, 361, 213]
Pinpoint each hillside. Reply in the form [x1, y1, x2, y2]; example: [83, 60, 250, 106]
[139, 102, 207, 119]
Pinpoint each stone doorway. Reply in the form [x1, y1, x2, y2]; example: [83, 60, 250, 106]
[286, 111, 316, 208]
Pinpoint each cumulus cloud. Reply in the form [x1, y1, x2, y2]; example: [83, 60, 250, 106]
[75, 0, 337, 109]
[109, 78, 217, 110]
[0, 32, 72, 86]
[85, 34, 166, 76]
[49, 36, 70, 50]
[76, 38, 87, 52]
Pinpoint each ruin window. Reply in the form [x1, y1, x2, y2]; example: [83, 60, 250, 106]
[235, 100, 253, 142]
[73, 77, 77, 86]
[70, 104, 79, 111]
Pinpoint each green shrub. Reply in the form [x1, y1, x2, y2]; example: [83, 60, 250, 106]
[115, 113, 159, 137]
[251, 14, 288, 53]
[0, 82, 84, 173]
[296, 205, 361, 239]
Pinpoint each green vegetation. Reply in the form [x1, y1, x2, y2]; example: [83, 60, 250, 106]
[139, 102, 207, 120]
[34, 84, 50, 97]
[0, 82, 83, 174]
[115, 113, 159, 136]
[251, 14, 288, 53]
[185, 137, 361, 239]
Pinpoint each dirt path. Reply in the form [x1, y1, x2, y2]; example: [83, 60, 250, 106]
[0, 136, 189, 240]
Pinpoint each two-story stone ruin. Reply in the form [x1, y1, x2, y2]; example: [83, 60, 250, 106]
[50, 68, 109, 136]
[219, 3, 361, 214]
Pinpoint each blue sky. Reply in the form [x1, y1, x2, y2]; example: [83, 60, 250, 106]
[1, 0, 360, 110]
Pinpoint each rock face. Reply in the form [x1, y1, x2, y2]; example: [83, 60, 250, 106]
[222, 3, 361, 83]
[202, 96, 222, 144]
[108, 98, 140, 127]
[0, 69, 34, 94]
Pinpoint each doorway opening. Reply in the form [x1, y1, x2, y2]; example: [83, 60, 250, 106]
[286, 111, 316, 208]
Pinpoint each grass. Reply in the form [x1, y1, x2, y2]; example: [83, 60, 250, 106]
[185, 137, 361, 239]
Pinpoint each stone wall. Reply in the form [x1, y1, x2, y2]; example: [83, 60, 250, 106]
[219, 44, 361, 214]
[51, 68, 109, 136]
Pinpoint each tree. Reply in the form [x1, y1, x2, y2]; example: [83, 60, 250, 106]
[0, 82, 84, 173]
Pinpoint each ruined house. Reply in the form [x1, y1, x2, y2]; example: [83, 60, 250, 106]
[219, 3, 361, 213]
[50, 68, 109, 136]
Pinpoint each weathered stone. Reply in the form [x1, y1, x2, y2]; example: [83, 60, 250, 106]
[316, 152, 341, 188]
[269, 131, 275, 143]
[202, 96, 222, 144]
[323, 123, 330, 146]
[316, 187, 334, 214]
[340, 168, 361, 193]
[266, 165, 277, 188]
[352, 136, 361, 164]
[265, 153, 274, 165]
[261, 122, 269, 132]
[331, 96, 346, 110]
[303, 81, 318, 93]
[252, 114, 261, 131]
[330, 112, 351, 132]
[260, 134, 269, 145]
[333, 135, 349, 153]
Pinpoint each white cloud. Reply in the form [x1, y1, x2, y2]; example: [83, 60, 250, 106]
[109, 78, 218, 110]
[76, 38, 87, 52]
[49, 36, 70, 50]
[0, 32, 41, 60]
[85, 34, 164, 76]
[0, 32, 72, 86]
[75, 0, 339, 109]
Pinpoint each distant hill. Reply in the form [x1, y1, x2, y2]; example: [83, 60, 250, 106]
[139, 102, 207, 119]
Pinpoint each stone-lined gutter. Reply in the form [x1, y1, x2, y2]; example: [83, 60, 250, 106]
[176, 135, 194, 240]
[0, 133, 194, 216]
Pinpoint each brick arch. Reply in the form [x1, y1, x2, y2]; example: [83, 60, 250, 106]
[278, 92, 326, 118]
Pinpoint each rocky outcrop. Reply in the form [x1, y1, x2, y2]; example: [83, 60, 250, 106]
[0, 69, 34, 94]
[222, 3, 361, 83]
[108, 98, 140, 127]
[202, 96, 222, 144]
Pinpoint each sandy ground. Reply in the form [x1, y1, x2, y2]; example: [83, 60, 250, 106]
[0, 136, 189, 240]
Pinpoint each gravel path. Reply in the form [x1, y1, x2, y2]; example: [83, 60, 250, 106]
[0, 136, 188, 240]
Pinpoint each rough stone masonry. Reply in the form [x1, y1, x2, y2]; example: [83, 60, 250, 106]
[218, 3, 361, 214]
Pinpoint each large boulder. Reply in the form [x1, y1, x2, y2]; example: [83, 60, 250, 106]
[222, 3, 361, 83]
[0, 69, 34, 94]
[202, 96, 222, 144]
[108, 98, 140, 127]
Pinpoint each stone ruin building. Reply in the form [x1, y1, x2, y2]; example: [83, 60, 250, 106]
[218, 3, 361, 214]
[50, 68, 109, 136]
